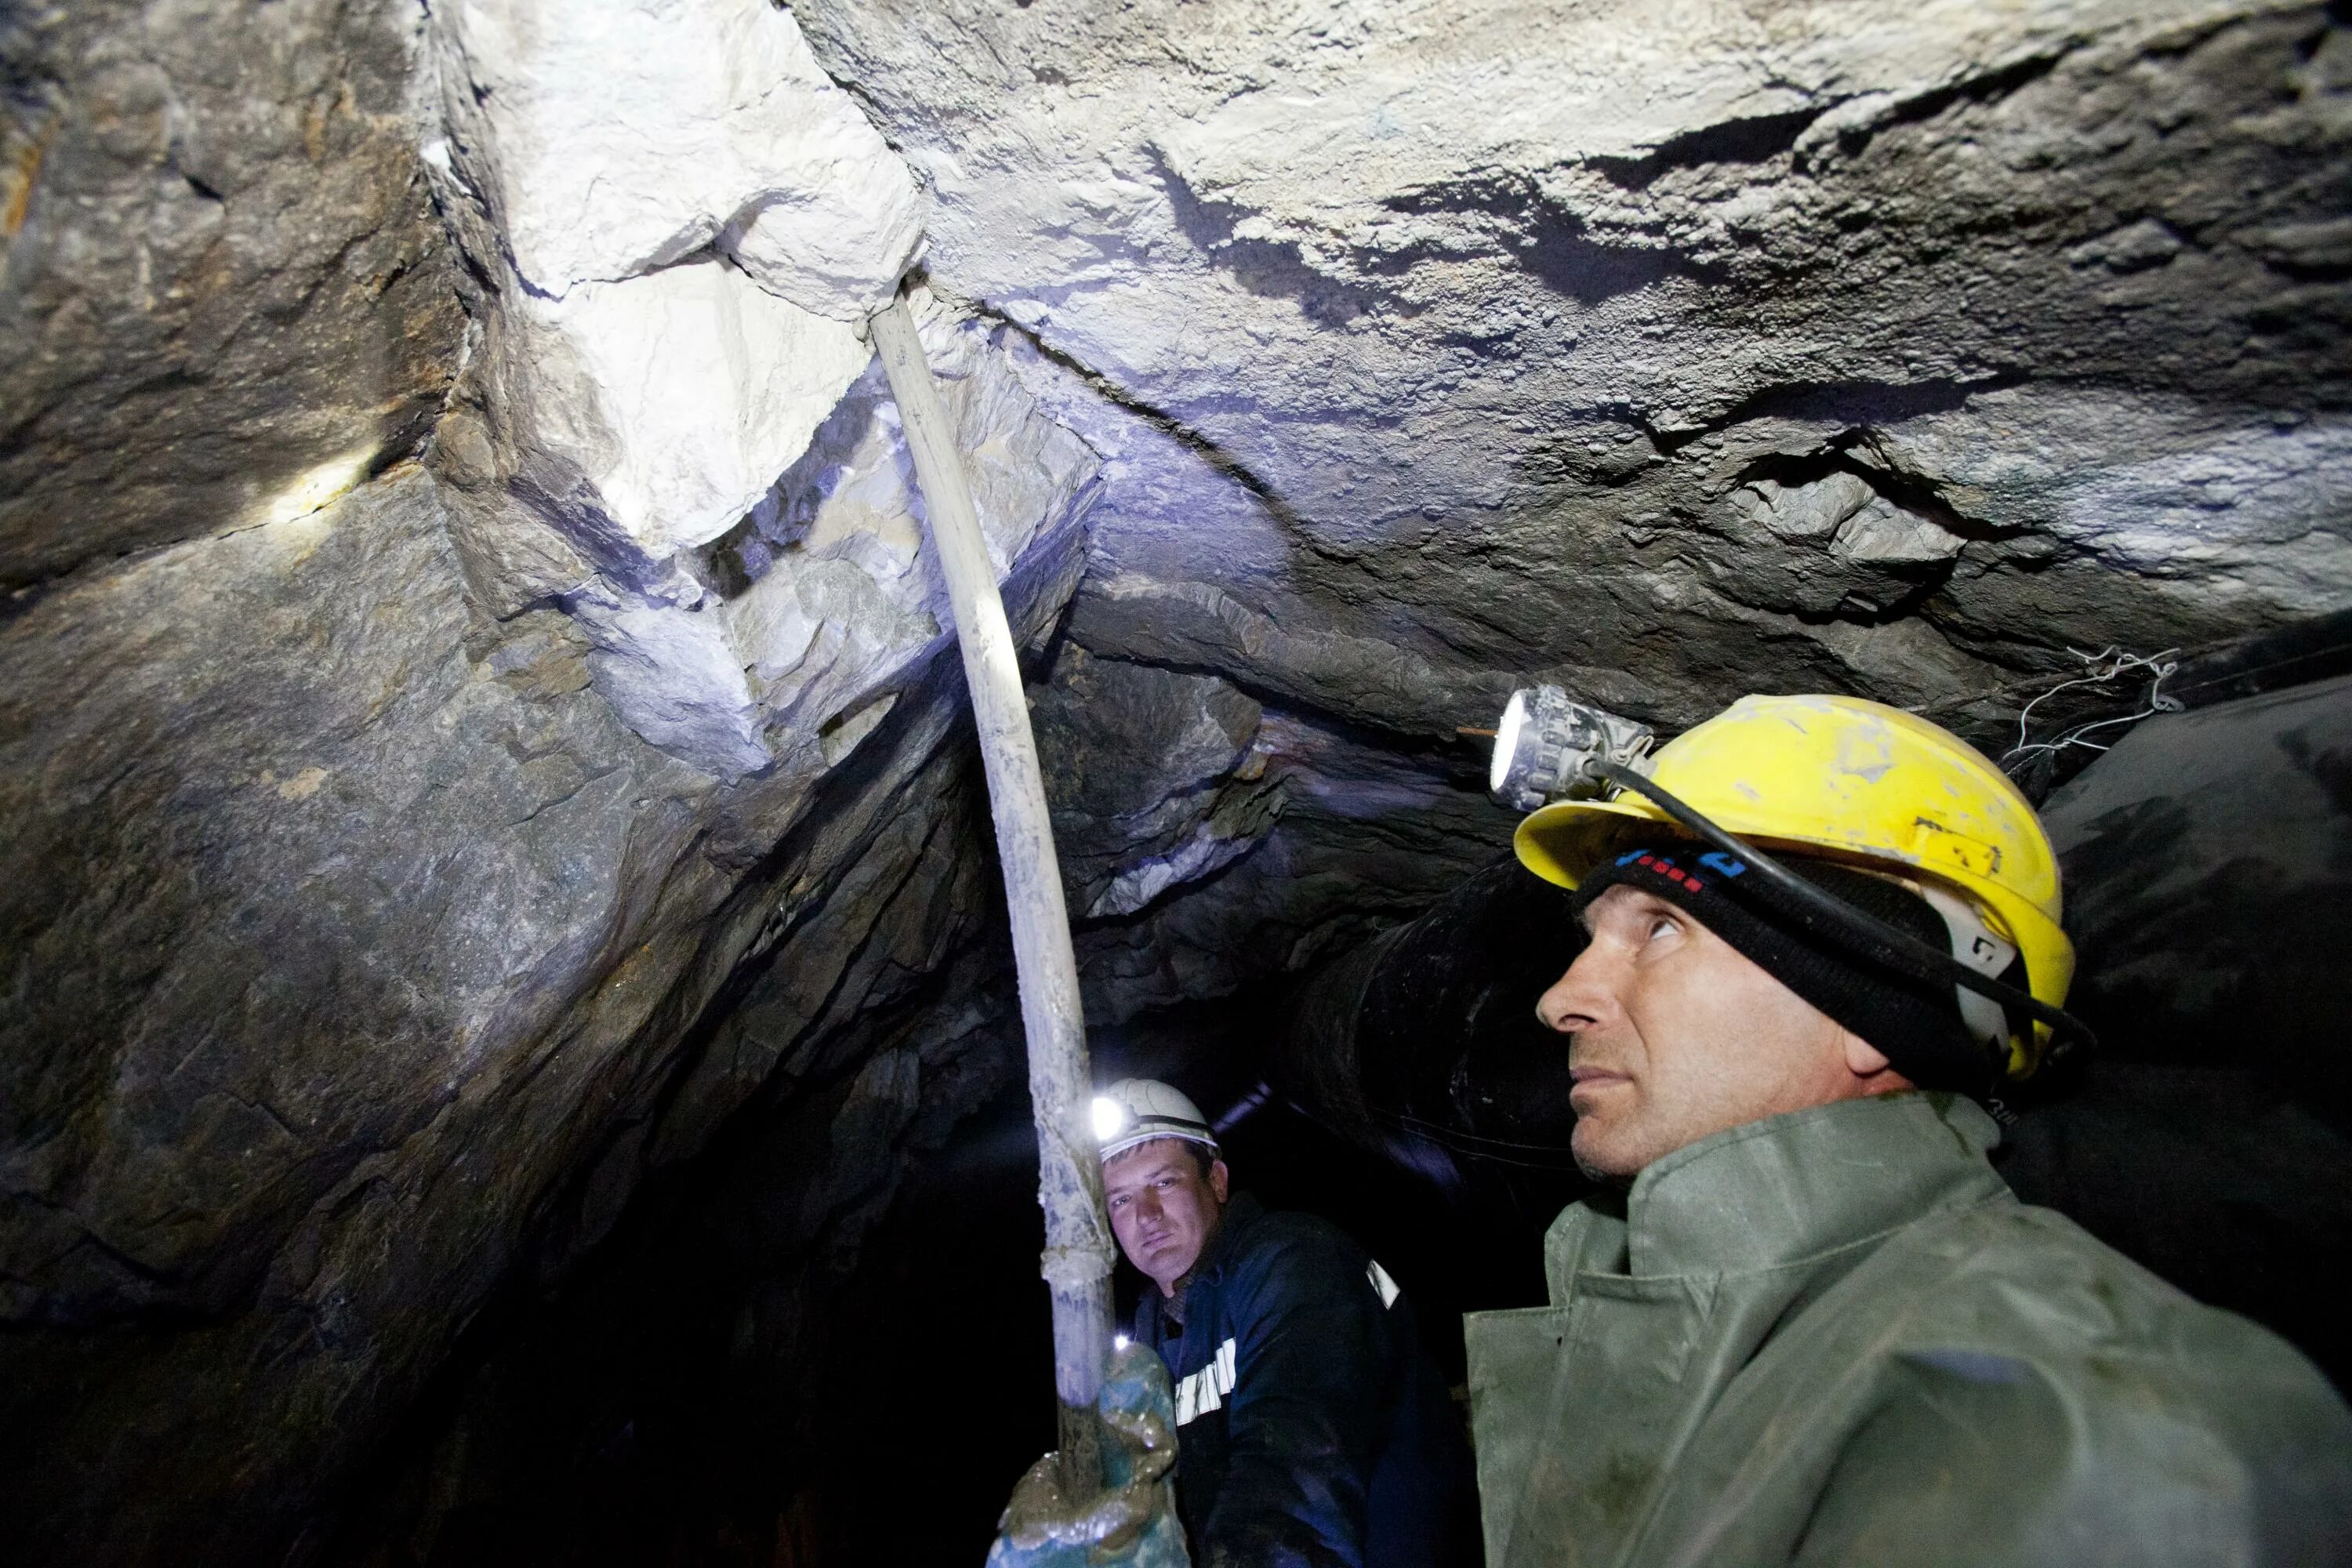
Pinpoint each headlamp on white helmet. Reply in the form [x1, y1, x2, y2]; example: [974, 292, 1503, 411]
[1091, 1078, 1220, 1163]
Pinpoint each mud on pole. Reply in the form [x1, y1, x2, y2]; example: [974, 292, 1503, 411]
[869, 291, 1116, 1494]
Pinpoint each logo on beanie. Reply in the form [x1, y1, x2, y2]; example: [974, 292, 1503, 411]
[1616, 847, 1750, 893]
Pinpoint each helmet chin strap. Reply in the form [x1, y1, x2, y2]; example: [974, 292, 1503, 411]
[1580, 757, 2099, 1065]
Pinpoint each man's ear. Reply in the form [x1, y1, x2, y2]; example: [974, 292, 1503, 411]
[1208, 1159, 1230, 1204]
[1840, 1029, 1911, 1091]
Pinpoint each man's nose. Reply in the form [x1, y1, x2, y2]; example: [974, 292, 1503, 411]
[1536, 944, 1620, 1036]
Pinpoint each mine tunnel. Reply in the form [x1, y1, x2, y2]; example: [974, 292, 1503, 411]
[5, 1, 2352, 1564]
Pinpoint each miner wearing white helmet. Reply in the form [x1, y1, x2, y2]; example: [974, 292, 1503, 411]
[1087, 1078, 1475, 1568]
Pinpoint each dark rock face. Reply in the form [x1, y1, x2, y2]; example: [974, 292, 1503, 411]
[315, 760, 1040, 1568]
[1033, 648, 1282, 925]
[2, 472, 690, 1336]
[2, 4, 1096, 1559]
[1, 0, 464, 589]
[1029, 641, 1516, 1023]
[0, 456, 1076, 1562]
[2004, 675, 2352, 1387]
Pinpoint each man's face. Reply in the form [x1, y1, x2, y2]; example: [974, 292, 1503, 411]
[1103, 1138, 1229, 1296]
[1537, 883, 1895, 1180]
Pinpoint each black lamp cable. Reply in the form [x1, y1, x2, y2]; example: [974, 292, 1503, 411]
[1581, 757, 2098, 1062]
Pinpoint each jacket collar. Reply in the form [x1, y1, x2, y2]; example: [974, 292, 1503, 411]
[1191, 1190, 1265, 1286]
[1560, 1092, 2009, 1285]
[1140, 1190, 1264, 1334]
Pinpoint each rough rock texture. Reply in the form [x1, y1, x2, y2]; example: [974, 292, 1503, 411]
[0, 2, 1096, 1563]
[1032, 647, 1275, 920]
[1062, 694, 1514, 1022]
[0, 457, 1082, 1563]
[424, 0, 926, 600]
[784, 0, 2352, 1142]
[800, 0, 2352, 744]
[427, 0, 920, 314]
[1, 0, 466, 587]
[542, 309, 1099, 781]
[779, 0, 2352, 1198]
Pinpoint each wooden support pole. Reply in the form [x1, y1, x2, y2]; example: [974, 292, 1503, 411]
[869, 292, 1115, 1496]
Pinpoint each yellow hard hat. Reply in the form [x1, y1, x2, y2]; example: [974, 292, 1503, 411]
[1514, 694, 2074, 1080]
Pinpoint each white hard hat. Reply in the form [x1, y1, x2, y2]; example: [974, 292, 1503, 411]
[1092, 1079, 1219, 1163]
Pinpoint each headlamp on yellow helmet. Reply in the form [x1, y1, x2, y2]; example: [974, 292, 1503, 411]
[1488, 686, 1656, 811]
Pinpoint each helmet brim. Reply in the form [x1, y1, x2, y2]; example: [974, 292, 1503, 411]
[1099, 1128, 1221, 1164]
[1514, 797, 1677, 889]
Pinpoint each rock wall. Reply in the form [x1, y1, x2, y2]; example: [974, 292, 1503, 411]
[776, 0, 2352, 1164]
[783, 0, 2352, 1160]
[2, 3, 1096, 1562]
[1, 0, 462, 588]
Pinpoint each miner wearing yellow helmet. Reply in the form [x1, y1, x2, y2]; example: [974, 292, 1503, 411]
[1466, 691, 2352, 1568]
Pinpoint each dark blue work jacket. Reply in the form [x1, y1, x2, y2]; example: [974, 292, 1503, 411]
[1133, 1193, 1476, 1568]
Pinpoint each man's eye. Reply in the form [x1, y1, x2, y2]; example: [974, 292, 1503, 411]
[1647, 916, 1677, 942]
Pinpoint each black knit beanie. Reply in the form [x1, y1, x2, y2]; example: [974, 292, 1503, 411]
[1569, 844, 1994, 1098]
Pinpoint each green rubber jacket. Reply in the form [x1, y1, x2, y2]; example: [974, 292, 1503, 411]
[1465, 1093, 2352, 1567]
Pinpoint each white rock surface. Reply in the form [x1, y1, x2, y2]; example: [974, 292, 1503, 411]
[517, 260, 877, 560]
[424, 0, 933, 597]
[430, 0, 921, 312]
[423, 0, 1106, 783]
[797, 0, 2352, 732]
[561, 307, 1102, 780]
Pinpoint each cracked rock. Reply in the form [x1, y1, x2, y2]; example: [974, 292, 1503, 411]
[1032, 646, 1280, 920]
[426, 0, 921, 311]
[801, 0, 2352, 732]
